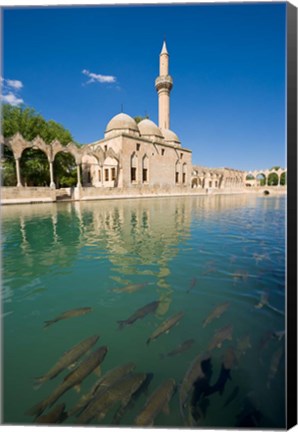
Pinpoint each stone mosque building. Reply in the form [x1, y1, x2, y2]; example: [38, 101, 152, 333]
[81, 41, 192, 190]
[2, 41, 286, 204]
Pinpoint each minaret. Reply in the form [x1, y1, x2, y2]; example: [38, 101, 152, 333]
[155, 41, 173, 130]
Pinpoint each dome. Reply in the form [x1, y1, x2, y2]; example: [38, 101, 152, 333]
[138, 119, 163, 138]
[161, 128, 181, 144]
[105, 113, 139, 134]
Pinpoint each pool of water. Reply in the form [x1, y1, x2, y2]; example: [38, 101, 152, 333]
[1, 194, 286, 428]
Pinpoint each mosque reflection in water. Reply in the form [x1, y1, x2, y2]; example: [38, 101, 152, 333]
[2, 195, 285, 428]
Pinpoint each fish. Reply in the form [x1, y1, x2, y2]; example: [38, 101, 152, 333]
[202, 302, 230, 328]
[112, 373, 154, 424]
[146, 311, 184, 344]
[179, 353, 210, 421]
[77, 372, 147, 424]
[112, 282, 153, 293]
[233, 270, 248, 281]
[207, 325, 233, 351]
[35, 403, 68, 424]
[44, 307, 92, 328]
[70, 362, 136, 417]
[160, 339, 195, 359]
[254, 291, 269, 309]
[135, 378, 176, 426]
[34, 335, 100, 388]
[117, 300, 160, 330]
[267, 347, 283, 388]
[187, 278, 198, 293]
[26, 346, 108, 418]
[223, 385, 240, 408]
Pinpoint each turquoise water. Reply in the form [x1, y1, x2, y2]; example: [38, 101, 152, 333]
[2, 194, 286, 428]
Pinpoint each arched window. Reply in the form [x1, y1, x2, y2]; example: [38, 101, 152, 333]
[182, 163, 187, 184]
[175, 161, 180, 184]
[131, 153, 138, 183]
[142, 155, 149, 183]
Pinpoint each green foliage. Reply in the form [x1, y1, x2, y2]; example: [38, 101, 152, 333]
[2, 104, 79, 187]
[134, 115, 149, 124]
[2, 105, 74, 145]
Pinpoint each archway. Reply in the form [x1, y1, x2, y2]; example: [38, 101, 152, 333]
[20, 147, 49, 186]
[2, 144, 16, 186]
[191, 178, 198, 188]
[54, 151, 77, 188]
[280, 172, 287, 186]
[268, 172, 279, 186]
[103, 156, 118, 187]
[256, 173, 266, 186]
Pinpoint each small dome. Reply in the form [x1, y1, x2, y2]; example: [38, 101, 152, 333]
[105, 113, 139, 134]
[138, 119, 163, 138]
[161, 128, 181, 144]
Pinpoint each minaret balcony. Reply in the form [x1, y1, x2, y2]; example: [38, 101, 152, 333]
[155, 75, 173, 92]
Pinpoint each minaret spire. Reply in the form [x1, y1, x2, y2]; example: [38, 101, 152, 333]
[155, 40, 173, 130]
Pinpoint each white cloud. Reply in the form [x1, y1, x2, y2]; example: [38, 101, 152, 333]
[1, 92, 24, 106]
[82, 69, 116, 84]
[1, 77, 24, 106]
[6, 79, 23, 90]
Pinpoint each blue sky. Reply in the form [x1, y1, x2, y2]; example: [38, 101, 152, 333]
[2, 3, 286, 170]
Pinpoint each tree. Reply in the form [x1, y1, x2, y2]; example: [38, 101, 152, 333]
[134, 115, 149, 124]
[2, 104, 79, 187]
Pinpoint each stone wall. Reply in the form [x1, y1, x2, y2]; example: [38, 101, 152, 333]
[1, 187, 57, 205]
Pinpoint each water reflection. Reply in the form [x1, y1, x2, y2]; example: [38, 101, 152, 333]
[2, 195, 286, 428]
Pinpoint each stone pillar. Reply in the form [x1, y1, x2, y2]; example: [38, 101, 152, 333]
[15, 157, 22, 187]
[49, 160, 55, 189]
[278, 175, 281, 187]
[76, 164, 81, 187]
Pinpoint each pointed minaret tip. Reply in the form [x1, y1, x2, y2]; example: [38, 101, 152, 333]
[161, 40, 168, 55]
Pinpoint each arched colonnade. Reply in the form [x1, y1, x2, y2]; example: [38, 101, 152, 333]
[1, 133, 121, 188]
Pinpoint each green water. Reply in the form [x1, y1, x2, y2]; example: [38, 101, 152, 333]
[1, 194, 286, 428]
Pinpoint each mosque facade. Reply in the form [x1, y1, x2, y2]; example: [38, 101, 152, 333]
[81, 41, 192, 190]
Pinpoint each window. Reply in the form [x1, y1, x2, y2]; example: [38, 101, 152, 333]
[98, 170, 101, 181]
[161, 149, 165, 156]
[142, 155, 149, 183]
[131, 167, 137, 182]
[104, 145, 107, 152]
[105, 169, 109, 181]
[111, 168, 116, 181]
[182, 173, 186, 183]
[136, 143, 140, 151]
[209, 180, 212, 188]
[87, 171, 91, 183]
[143, 169, 148, 182]
[176, 172, 179, 183]
[131, 153, 138, 183]
[180, 153, 183, 159]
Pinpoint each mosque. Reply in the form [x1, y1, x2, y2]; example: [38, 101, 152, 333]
[81, 41, 192, 190]
[2, 41, 285, 205]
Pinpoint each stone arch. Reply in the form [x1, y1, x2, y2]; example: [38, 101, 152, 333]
[20, 146, 50, 186]
[191, 178, 198, 188]
[268, 171, 279, 186]
[103, 156, 118, 186]
[256, 172, 266, 186]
